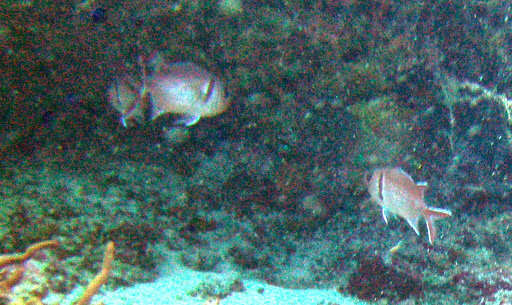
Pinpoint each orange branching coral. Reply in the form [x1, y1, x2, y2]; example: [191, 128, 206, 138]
[75, 241, 115, 305]
[0, 266, 25, 292]
[0, 240, 59, 269]
[0, 240, 115, 305]
[0, 240, 59, 299]
[8, 295, 46, 305]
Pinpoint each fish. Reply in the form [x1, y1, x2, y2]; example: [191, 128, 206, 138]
[367, 167, 452, 244]
[107, 75, 147, 127]
[146, 62, 228, 126]
[108, 58, 228, 128]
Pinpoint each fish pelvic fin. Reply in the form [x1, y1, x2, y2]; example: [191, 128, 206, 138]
[406, 216, 421, 236]
[423, 207, 452, 245]
[176, 114, 201, 126]
[382, 208, 390, 224]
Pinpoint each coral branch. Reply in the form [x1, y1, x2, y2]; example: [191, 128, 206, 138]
[0, 240, 59, 268]
[0, 266, 25, 292]
[74, 241, 115, 305]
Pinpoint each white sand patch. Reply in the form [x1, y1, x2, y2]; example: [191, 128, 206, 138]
[51, 265, 369, 305]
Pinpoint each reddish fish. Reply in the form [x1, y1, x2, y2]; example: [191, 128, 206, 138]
[147, 62, 228, 126]
[107, 54, 228, 128]
[367, 167, 452, 244]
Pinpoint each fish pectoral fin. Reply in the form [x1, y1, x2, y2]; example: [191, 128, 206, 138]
[175, 114, 201, 126]
[382, 208, 390, 224]
[121, 116, 128, 128]
[406, 217, 421, 236]
[150, 106, 165, 121]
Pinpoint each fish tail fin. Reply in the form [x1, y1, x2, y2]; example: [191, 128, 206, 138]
[423, 207, 452, 244]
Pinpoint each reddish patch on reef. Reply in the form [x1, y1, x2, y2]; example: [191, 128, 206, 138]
[451, 270, 512, 303]
[345, 255, 423, 301]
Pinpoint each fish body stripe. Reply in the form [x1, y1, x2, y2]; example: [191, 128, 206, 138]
[378, 172, 384, 201]
[203, 78, 215, 104]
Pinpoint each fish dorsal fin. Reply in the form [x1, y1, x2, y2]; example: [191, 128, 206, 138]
[406, 216, 420, 236]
